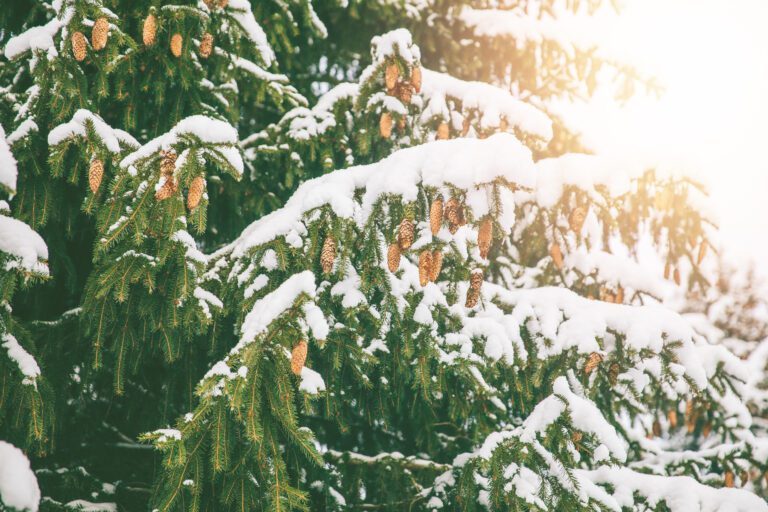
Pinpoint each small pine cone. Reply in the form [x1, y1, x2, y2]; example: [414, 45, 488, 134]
[550, 243, 564, 270]
[430, 197, 443, 235]
[569, 206, 587, 233]
[397, 218, 414, 250]
[187, 176, 205, 210]
[615, 285, 624, 304]
[673, 267, 681, 286]
[668, 409, 678, 428]
[72, 31, 87, 61]
[652, 420, 662, 437]
[685, 399, 694, 421]
[411, 65, 422, 93]
[701, 422, 712, 438]
[429, 250, 442, 282]
[740, 471, 749, 486]
[385, 62, 399, 90]
[171, 33, 183, 57]
[160, 150, 177, 176]
[92, 17, 109, 51]
[664, 260, 671, 280]
[436, 122, 450, 140]
[444, 197, 461, 226]
[387, 243, 401, 273]
[143, 14, 157, 46]
[155, 176, 177, 200]
[724, 471, 734, 488]
[418, 250, 432, 287]
[478, 218, 493, 259]
[499, 117, 508, 132]
[584, 352, 603, 375]
[697, 241, 708, 265]
[199, 32, 213, 58]
[397, 83, 413, 104]
[571, 431, 582, 444]
[320, 236, 336, 274]
[461, 117, 471, 137]
[291, 340, 307, 376]
[608, 363, 620, 385]
[89, 159, 104, 193]
[465, 270, 483, 308]
[379, 112, 393, 138]
[397, 116, 406, 132]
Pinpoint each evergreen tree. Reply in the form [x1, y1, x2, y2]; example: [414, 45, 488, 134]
[1, 1, 767, 511]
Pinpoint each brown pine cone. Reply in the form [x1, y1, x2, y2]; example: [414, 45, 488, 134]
[187, 176, 205, 210]
[430, 197, 443, 235]
[155, 176, 177, 200]
[461, 117, 471, 137]
[436, 122, 450, 140]
[89, 159, 104, 193]
[584, 352, 603, 375]
[697, 241, 708, 265]
[320, 236, 336, 274]
[387, 243, 401, 273]
[429, 250, 442, 282]
[92, 17, 109, 51]
[291, 340, 307, 376]
[465, 270, 483, 308]
[397, 218, 414, 250]
[72, 31, 87, 61]
[379, 112, 393, 138]
[550, 243, 564, 270]
[569, 206, 587, 233]
[478, 218, 492, 259]
[499, 117, 508, 132]
[673, 267, 681, 286]
[385, 62, 399, 90]
[411, 65, 422, 93]
[143, 14, 157, 46]
[615, 285, 624, 304]
[668, 409, 678, 428]
[199, 32, 213, 58]
[160, 150, 177, 176]
[418, 250, 432, 287]
[170, 33, 183, 57]
[724, 471, 734, 488]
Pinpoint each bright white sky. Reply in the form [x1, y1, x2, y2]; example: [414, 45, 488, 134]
[559, 0, 768, 274]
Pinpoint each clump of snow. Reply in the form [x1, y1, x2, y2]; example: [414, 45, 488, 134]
[2, 333, 41, 386]
[299, 367, 326, 395]
[0, 441, 40, 512]
[0, 124, 18, 192]
[0, 214, 49, 275]
[225, 0, 275, 67]
[48, 110, 139, 153]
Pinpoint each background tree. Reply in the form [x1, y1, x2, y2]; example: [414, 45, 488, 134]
[1, 1, 767, 511]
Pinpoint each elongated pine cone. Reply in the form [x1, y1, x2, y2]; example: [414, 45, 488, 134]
[478, 218, 492, 259]
[697, 241, 708, 265]
[673, 267, 681, 286]
[72, 31, 87, 61]
[584, 352, 603, 375]
[429, 250, 442, 282]
[569, 206, 587, 233]
[397, 83, 413, 104]
[418, 251, 432, 287]
[160, 150, 177, 176]
[170, 33, 183, 57]
[702, 422, 711, 438]
[218, 0, 229, 7]
[155, 176, 177, 200]
[89, 159, 104, 193]
[436, 122, 450, 140]
[668, 409, 678, 428]
[430, 196, 443, 235]
[379, 112, 393, 138]
[92, 17, 109, 51]
[465, 270, 483, 308]
[187, 176, 205, 210]
[387, 243, 401, 273]
[397, 218, 414, 250]
[615, 285, 624, 304]
[291, 340, 307, 376]
[321, 236, 336, 274]
[445, 197, 461, 230]
[412, 66, 422, 93]
[550, 242, 564, 269]
[724, 471, 734, 488]
[461, 117, 471, 137]
[143, 14, 157, 46]
[652, 420, 662, 437]
[199, 32, 213, 58]
[385, 62, 399, 90]
[499, 117, 508, 132]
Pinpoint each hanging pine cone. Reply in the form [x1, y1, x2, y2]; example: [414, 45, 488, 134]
[608, 362, 620, 385]
[436, 122, 450, 140]
[379, 112, 393, 138]
[668, 409, 678, 428]
[155, 176, 177, 200]
[199, 32, 213, 58]
[673, 267, 681, 286]
[418, 250, 432, 287]
[170, 33, 183, 57]
[92, 17, 109, 51]
[187, 176, 205, 210]
[72, 31, 87, 61]
[387, 243, 401, 273]
[397, 83, 413, 104]
[478, 218, 492, 259]
[291, 340, 307, 376]
[429, 250, 442, 282]
[88, 159, 104, 193]
[465, 270, 483, 308]
[461, 117, 471, 137]
[499, 117, 508, 132]
[385, 62, 399, 90]
[397, 218, 414, 250]
[697, 241, 708, 265]
[652, 420, 662, 437]
[664, 260, 671, 280]
[203, 0, 216, 7]
[724, 471, 734, 488]
[615, 285, 624, 304]
[702, 422, 711, 438]
[218, 0, 229, 7]
[143, 14, 157, 46]
[569, 206, 587, 233]
[428, 198, 443, 236]
[411, 65, 422, 93]
[160, 150, 177, 176]
[741, 471, 750, 487]
[321, 236, 336, 274]
[444, 197, 461, 229]
[584, 352, 603, 375]
[550, 243, 564, 270]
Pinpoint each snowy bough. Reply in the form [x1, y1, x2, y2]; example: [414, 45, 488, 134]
[1, 0, 767, 511]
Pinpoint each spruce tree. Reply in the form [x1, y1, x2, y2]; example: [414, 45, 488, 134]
[1, 1, 767, 511]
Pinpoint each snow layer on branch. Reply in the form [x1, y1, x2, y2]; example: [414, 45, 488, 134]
[3, 0, 74, 61]
[224, 134, 536, 259]
[483, 283, 709, 388]
[48, 110, 139, 153]
[421, 69, 552, 142]
[120, 116, 242, 176]
[0, 124, 17, 192]
[370, 28, 421, 66]
[0, 214, 49, 275]
[1, 333, 41, 386]
[0, 440, 40, 512]
[279, 83, 359, 141]
[226, 0, 274, 67]
[578, 466, 768, 512]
